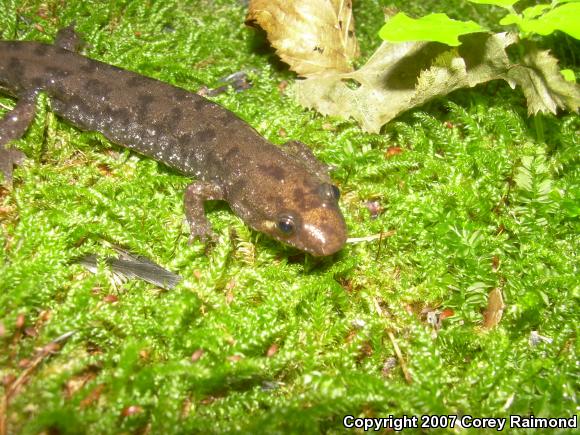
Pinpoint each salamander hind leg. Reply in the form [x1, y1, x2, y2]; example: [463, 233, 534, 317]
[184, 181, 225, 243]
[0, 92, 37, 185]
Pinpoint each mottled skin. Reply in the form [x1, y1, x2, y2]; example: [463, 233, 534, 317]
[0, 29, 347, 256]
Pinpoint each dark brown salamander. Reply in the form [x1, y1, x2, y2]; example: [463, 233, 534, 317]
[0, 28, 347, 256]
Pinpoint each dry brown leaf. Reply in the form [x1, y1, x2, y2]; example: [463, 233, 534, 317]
[505, 46, 580, 115]
[296, 33, 514, 132]
[80, 384, 105, 409]
[246, 0, 359, 76]
[191, 348, 204, 362]
[266, 343, 279, 357]
[295, 32, 579, 132]
[482, 288, 505, 330]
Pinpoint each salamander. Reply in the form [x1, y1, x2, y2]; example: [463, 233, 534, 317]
[0, 28, 347, 256]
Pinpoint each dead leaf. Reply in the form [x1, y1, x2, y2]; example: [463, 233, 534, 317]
[97, 163, 112, 176]
[381, 357, 397, 377]
[482, 288, 505, 330]
[225, 279, 236, 305]
[139, 349, 150, 361]
[23, 327, 37, 338]
[492, 255, 500, 272]
[103, 294, 118, 303]
[439, 308, 454, 320]
[246, 0, 359, 75]
[266, 343, 279, 357]
[1, 375, 15, 388]
[80, 384, 105, 409]
[278, 80, 289, 94]
[295, 32, 579, 132]
[121, 405, 143, 417]
[344, 329, 358, 343]
[385, 146, 403, 158]
[18, 359, 31, 369]
[296, 33, 503, 132]
[357, 341, 373, 361]
[365, 200, 383, 218]
[505, 45, 580, 115]
[64, 371, 97, 400]
[15, 314, 25, 330]
[181, 396, 193, 419]
[200, 396, 216, 405]
[191, 349, 204, 362]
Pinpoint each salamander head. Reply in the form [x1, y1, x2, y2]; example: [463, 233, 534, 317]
[222, 136, 348, 256]
[238, 174, 348, 256]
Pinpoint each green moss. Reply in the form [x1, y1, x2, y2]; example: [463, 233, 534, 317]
[1, 0, 578, 433]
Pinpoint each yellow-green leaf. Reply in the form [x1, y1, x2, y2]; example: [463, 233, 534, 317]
[499, 13, 523, 26]
[468, 0, 520, 9]
[522, 4, 551, 19]
[520, 3, 580, 39]
[560, 69, 576, 82]
[378, 13, 485, 47]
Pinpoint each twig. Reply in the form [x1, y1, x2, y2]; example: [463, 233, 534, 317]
[387, 331, 413, 384]
[373, 297, 412, 384]
[347, 230, 395, 244]
[375, 231, 384, 261]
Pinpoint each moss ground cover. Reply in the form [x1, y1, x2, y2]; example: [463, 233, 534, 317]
[1, 0, 578, 433]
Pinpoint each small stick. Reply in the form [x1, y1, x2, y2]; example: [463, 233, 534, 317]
[373, 297, 412, 384]
[375, 231, 384, 261]
[387, 331, 413, 384]
[347, 230, 395, 244]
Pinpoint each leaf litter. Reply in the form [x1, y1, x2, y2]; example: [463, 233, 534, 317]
[246, 1, 580, 132]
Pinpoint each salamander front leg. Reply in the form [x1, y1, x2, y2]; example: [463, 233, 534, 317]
[55, 25, 85, 52]
[0, 92, 37, 185]
[184, 181, 225, 243]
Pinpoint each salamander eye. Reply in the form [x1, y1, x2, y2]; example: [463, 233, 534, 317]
[319, 183, 340, 201]
[277, 214, 296, 236]
[331, 184, 340, 200]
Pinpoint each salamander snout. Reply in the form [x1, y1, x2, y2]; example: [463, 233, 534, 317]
[269, 183, 348, 256]
[299, 208, 348, 256]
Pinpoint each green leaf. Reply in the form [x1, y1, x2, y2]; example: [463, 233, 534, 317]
[378, 13, 485, 46]
[520, 3, 580, 39]
[522, 4, 551, 19]
[499, 13, 523, 26]
[468, 0, 520, 9]
[560, 69, 576, 81]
